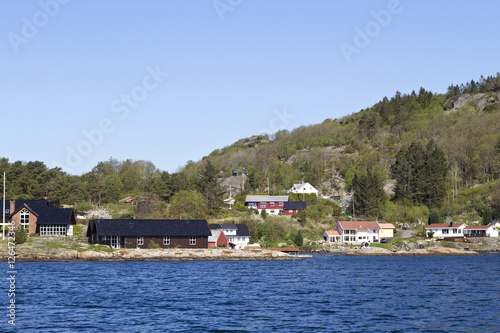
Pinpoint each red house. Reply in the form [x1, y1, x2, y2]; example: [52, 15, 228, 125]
[283, 201, 306, 215]
[208, 228, 229, 248]
[244, 195, 288, 216]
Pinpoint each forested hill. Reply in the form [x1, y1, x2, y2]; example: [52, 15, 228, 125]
[1, 73, 499, 224]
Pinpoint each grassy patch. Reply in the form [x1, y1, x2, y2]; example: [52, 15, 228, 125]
[370, 237, 404, 249]
[46, 241, 65, 249]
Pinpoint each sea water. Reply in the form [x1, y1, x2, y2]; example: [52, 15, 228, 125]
[2, 254, 499, 332]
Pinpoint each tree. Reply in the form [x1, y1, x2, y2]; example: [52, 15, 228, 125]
[428, 209, 440, 225]
[482, 207, 493, 225]
[102, 174, 124, 203]
[393, 141, 448, 208]
[352, 167, 387, 218]
[294, 230, 303, 247]
[169, 190, 205, 219]
[196, 160, 223, 213]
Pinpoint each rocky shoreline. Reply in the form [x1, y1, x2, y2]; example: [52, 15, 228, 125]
[3, 238, 499, 262]
[7, 248, 302, 262]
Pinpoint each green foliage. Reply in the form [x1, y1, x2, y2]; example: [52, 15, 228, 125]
[260, 209, 267, 220]
[147, 240, 161, 249]
[428, 209, 440, 225]
[14, 227, 28, 245]
[393, 140, 447, 208]
[73, 225, 83, 237]
[46, 241, 64, 248]
[294, 230, 303, 247]
[352, 166, 387, 218]
[169, 190, 205, 219]
[297, 210, 307, 226]
[483, 102, 500, 113]
[196, 160, 224, 214]
[482, 207, 493, 225]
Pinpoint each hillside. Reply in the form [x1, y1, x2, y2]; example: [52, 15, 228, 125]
[1, 73, 499, 231]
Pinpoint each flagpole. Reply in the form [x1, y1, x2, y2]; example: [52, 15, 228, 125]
[2, 172, 5, 240]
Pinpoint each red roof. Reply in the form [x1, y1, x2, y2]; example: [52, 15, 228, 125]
[325, 230, 340, 236]
[426, 223, 466, 229]
[337, 221, 380, 231]
[463, 225, 491, 230]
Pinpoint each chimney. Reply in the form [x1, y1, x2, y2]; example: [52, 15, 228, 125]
[9, 199, 15, 215]
[449, 221, 453, 227]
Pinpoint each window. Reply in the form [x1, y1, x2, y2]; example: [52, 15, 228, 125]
[248, 203, 257, 208]
[40, 224, 67, 236]
[452, 229, 458, 234]
[137, 236, 144, 245]
[269, 202, 275, 207]
[442, 229, 449, 234]
[190, 236, 196, 245]
[279, 202, 283, 207]
[289, 210, 293, 213]
[164, 236, 170, 245]
[260, 203, 266, 208]
[270, 210, 275, 214]
[20, 209, 29, 229]
[458, 229, 461, 234]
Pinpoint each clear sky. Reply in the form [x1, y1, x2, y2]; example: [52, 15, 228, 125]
[1, 0, 499, 175]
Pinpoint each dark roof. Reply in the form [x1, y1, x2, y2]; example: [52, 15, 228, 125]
[4, 199, 74, 225]
[2, 199, 48, 216]
[284, 201, 306, 210]
[89, 219, 211, 237]
[37, 207, 75, 225]
[210, 223, 250, 237]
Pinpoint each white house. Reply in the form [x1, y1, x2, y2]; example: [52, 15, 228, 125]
[425, 222, 467, 238]
[210, 223, 251, 249]
[289, 182, 319, 196]
[323, 230, 341, 243]
[336, 221, 381, 243]
[463, 225, 499, 238]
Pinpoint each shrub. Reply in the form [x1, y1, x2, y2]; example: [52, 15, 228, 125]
[14, 227, 28, 245]
[147, 240, 161, 249]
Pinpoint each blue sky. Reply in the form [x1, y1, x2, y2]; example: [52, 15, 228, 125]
[1, 0, 499, 175]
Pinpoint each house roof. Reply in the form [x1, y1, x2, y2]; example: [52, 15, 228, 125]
[290, 182, 317, 192]
[37, 207, 75, 225]
[337, 221, 381, 231]
[88, 219, 211, 237]
[6, 199, 75, 225]
[284, 201, 306, 210]
[378, 223, 395, 229]
[208, 229, 223, 243]
[426, 223, 466, 229]
[324, 230, 340, 236]
[2, 199, 48, 216]
[209, 223, 251, 237]
[463, 225, 491, 230]
[245, 195, 289, 203]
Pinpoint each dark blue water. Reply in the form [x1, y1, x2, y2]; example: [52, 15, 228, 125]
[2, 255, 500, 332]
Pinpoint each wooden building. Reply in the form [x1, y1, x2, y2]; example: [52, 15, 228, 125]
[87, 219, 211, 249]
